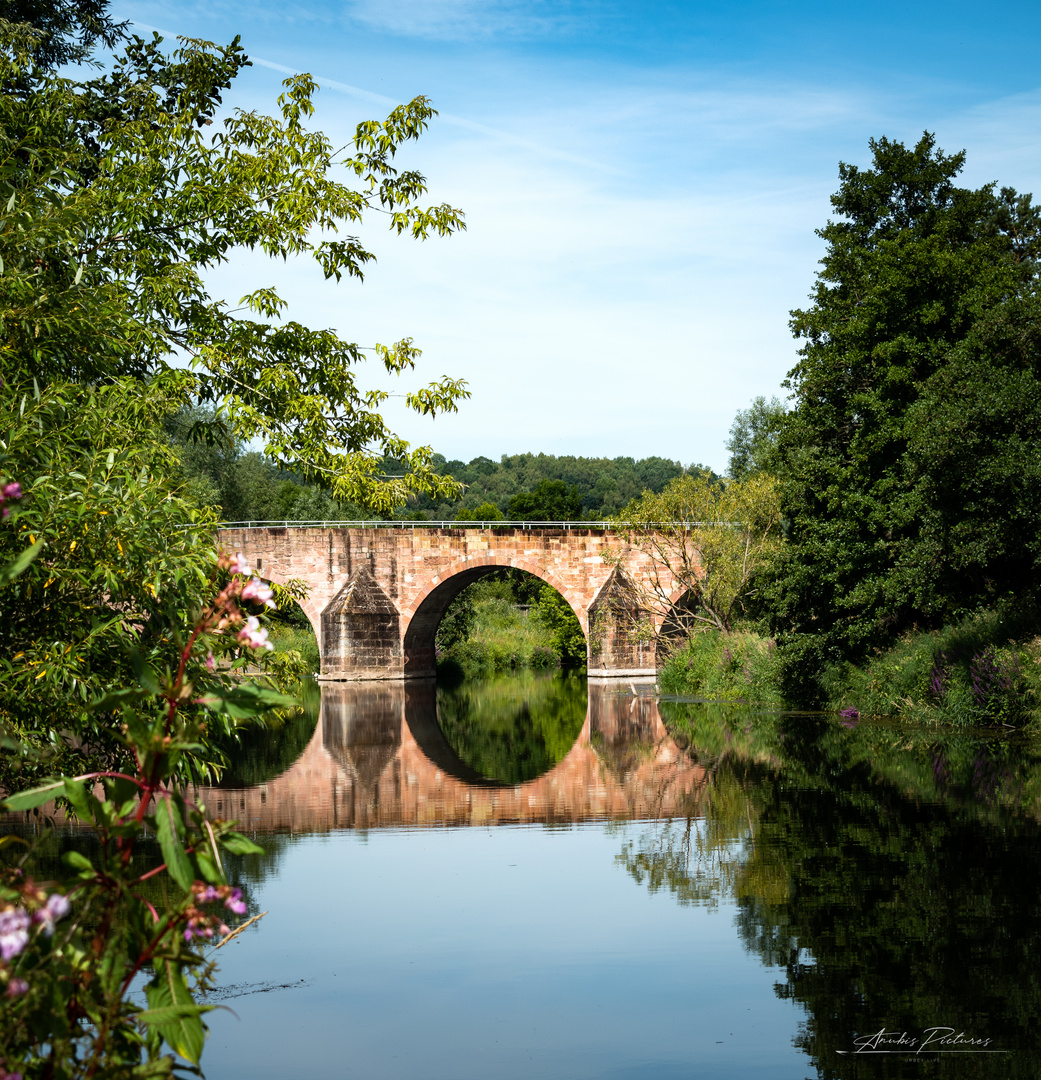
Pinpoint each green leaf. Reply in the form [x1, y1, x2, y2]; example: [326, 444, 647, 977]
[0, 539, 45, 587]
[155, 796, 193, 892]
[219, 831, 264, 856]
[1, 778, 63, 811]
[63, 778, 93, 823]
[197, 683, 298, 720]
[194, 847, 223, 885]
[128, 646, 162, 695]
[137, 1003, 214, 1026]
[62, 850, 94, 873]
[145, 961, 207, 1065]
[87, 686, 150, 712]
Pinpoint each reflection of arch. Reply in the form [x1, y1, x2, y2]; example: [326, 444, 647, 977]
[402, 681, 495, 786]
[192, 683, 708, 831]
[401, 558, 587, 679]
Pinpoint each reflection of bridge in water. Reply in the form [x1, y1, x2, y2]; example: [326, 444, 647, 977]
[197, 684, 708, 832]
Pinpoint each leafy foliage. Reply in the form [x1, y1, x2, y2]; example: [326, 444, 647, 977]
[507, 479, 582, 521]
[435, 571, 586, 674]
[0, 378, 235, 789]
[614, 471, 782, 638]
[0, 556, 293, 1079]
[766, 134, 1041, 695]
[0, 25, 467, 511]
[725, 395, 787, 480]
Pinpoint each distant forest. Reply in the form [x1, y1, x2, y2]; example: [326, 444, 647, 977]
[170, 409, 706, 522]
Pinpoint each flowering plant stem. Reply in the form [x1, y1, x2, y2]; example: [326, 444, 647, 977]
[1, 551, 297, 1079]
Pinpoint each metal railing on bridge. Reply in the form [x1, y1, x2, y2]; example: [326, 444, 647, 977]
[217, 519, 618, 530]
[214, 520, 727, 530]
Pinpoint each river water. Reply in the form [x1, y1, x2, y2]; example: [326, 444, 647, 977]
[192, 674, 1041, 1079]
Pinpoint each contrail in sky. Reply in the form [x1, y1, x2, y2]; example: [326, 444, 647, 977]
[130, 21, 621, 174]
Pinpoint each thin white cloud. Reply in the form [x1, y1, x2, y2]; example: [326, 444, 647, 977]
[131, 23, 620, 173]
[342, 0, 588, 42]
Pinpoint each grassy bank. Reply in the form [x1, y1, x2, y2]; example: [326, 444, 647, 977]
[437, 575, 585, 677]
[438, 584, 558, 676]
[659, 610, 1041, 727]
[658, 629, 784, 705]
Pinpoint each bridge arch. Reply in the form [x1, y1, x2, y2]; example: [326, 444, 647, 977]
[401, 557, 587, 678]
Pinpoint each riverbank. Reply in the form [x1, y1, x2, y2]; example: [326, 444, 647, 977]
[659, 609, 1041, 726]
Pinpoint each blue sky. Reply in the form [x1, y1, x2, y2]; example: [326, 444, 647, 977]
[113, 0, 1041, 472]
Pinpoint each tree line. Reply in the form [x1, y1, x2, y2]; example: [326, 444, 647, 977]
[632, 133, 1041, 717]
[169, 410, 695, 523]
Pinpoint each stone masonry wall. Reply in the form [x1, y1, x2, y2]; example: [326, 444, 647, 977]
[219, 526, 681, 679]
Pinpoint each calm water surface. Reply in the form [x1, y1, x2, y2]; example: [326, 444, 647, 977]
[192, 675, 1041, 1079]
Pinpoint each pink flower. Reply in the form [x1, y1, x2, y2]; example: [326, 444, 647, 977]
[32, 893, 70, 937]
[5, 977, 28, 998]
[228, 552, 251, 576]
[0, 909, 30, 961]
[237, 616, 273, 652]
[241, 578, 276, 609]
[224, 888, 247, 916]
[0, 481, 22, 520]
[205, 652, 216, 672]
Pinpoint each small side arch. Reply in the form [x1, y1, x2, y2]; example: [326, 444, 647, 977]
[253, 570, 324, 657]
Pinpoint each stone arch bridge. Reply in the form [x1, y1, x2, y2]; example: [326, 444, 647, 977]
[218, 524, 683, 680]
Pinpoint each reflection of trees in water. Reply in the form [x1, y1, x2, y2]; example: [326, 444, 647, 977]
[591, 714, 656, 785]
[213, 679, 322, 788]
[615, 762, 758, 908]
[435, 672, 586, 784]
[625, 704, 1041, 1079]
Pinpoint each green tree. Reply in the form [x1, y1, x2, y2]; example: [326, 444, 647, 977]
[766, 134, 1041, 695]
[725, 395, 786, 479]
[1, 0, 126, 68]
[532, 584, 587, 666]
[471, 500, 504, 521]
[508, 479, 582, 520]
[614, 471, 782, 638]
[1, 24, 467, 510]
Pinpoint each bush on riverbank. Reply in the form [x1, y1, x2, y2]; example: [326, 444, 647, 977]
[822, 609, 1041, 728]
[659, 610, 1041, 728]
[267, 622, 321, 674]
[658, 630, 784, 705]
[436, 575, 583, 676]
